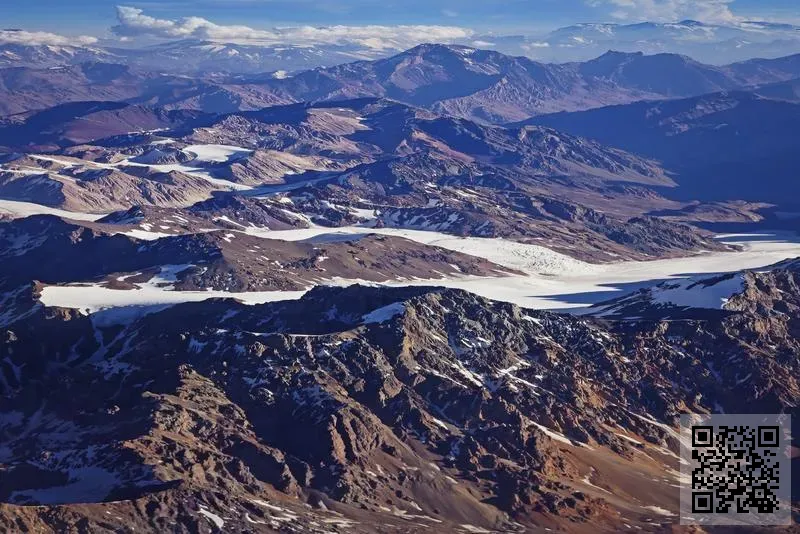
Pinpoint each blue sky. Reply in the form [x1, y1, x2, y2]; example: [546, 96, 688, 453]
[1, 0, 798, 38]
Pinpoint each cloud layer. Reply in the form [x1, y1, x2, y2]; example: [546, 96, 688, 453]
[588, 0, 738, 24]
[112, 6, 473, 49]
[0, 30, 98, 47]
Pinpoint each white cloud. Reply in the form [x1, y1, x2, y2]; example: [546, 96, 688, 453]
[522, 41, 551, 49]
[112, 6, 474, 49]
[588, 0, 739, 24]
[0, 30, 98, 47]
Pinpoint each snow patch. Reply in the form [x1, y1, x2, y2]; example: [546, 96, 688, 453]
[650, 274, 746, 310]
[198, 506, 225, 529]
[362, 302, 405, 324]
[0, 199, 107, 221]
[183, 144, 252, 163]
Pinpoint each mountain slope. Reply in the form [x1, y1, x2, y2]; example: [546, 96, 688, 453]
[1, 268, 798, 530]
[0, 101, 203, 149]
[262, 46, 703, 122]
[526, 91, 800, 205]
[0, 215, 513, 296]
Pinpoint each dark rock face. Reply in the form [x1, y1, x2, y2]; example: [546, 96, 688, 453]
[1, 259, 798, 531]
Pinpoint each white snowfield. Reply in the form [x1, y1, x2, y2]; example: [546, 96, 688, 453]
[649, 274, 746, 310]
[125, 144, 251, 191]
[36, 229, 800, 317]
[5, 145, 257, 192]
[245, 226, 598, 276]
[182, 144, 253, 163]
[0, 199, 108, 221]
[242, 227, 800, 310]
[590, 272, 748, 316]
[39, 265, 307, 326]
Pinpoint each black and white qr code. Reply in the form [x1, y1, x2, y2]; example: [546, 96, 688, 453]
[680, 414, 791, 526]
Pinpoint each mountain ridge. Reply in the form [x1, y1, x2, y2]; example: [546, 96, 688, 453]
[2, 45, 800, 122]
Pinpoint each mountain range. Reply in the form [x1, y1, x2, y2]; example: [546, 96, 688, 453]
[3, 19, 800, 73]
[1, 33, 799, 532]
[2, 44, 800, 123]
[526, 20, 800, 63]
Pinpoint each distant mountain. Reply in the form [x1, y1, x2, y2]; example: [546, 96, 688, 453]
[0, 101, 203, 148]
[110, 40, 387, 75]
[260, 45, 800, 122]
[0, 41, 117, 68]
[725, 52, 800, 84]
[577, 50, 735, 96]
[511, 20, 800, 64]
[0, 63, 147, 116]
[0, 62, 295, 116]
[525, 90, 800, 205]
[3, 46, 800, 122]
[3, 19, 800, 74]
[0, 39, 391, 75]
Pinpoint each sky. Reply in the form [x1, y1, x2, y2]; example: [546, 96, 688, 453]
[1, 0, 798, 39]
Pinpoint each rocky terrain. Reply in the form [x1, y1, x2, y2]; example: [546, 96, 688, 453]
[0, 98, 736, 262]
[0, 258, 798, 531]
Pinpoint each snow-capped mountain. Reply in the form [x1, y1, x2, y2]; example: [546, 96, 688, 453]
[3, 19, 799, 74]
[111, 39, 392, 75]
[0, 38, 395, 75]
[589, 257, 800, 319]
[475, 20, 800, 64]
[0, 41, 118, 68]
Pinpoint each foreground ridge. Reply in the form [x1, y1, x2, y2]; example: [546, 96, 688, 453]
[1, 260, 798, 531]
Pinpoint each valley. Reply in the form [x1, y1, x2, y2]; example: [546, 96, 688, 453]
[35, 228, 800, 316]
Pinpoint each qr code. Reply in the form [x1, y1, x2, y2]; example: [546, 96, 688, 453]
[680, 414, 791, 526]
